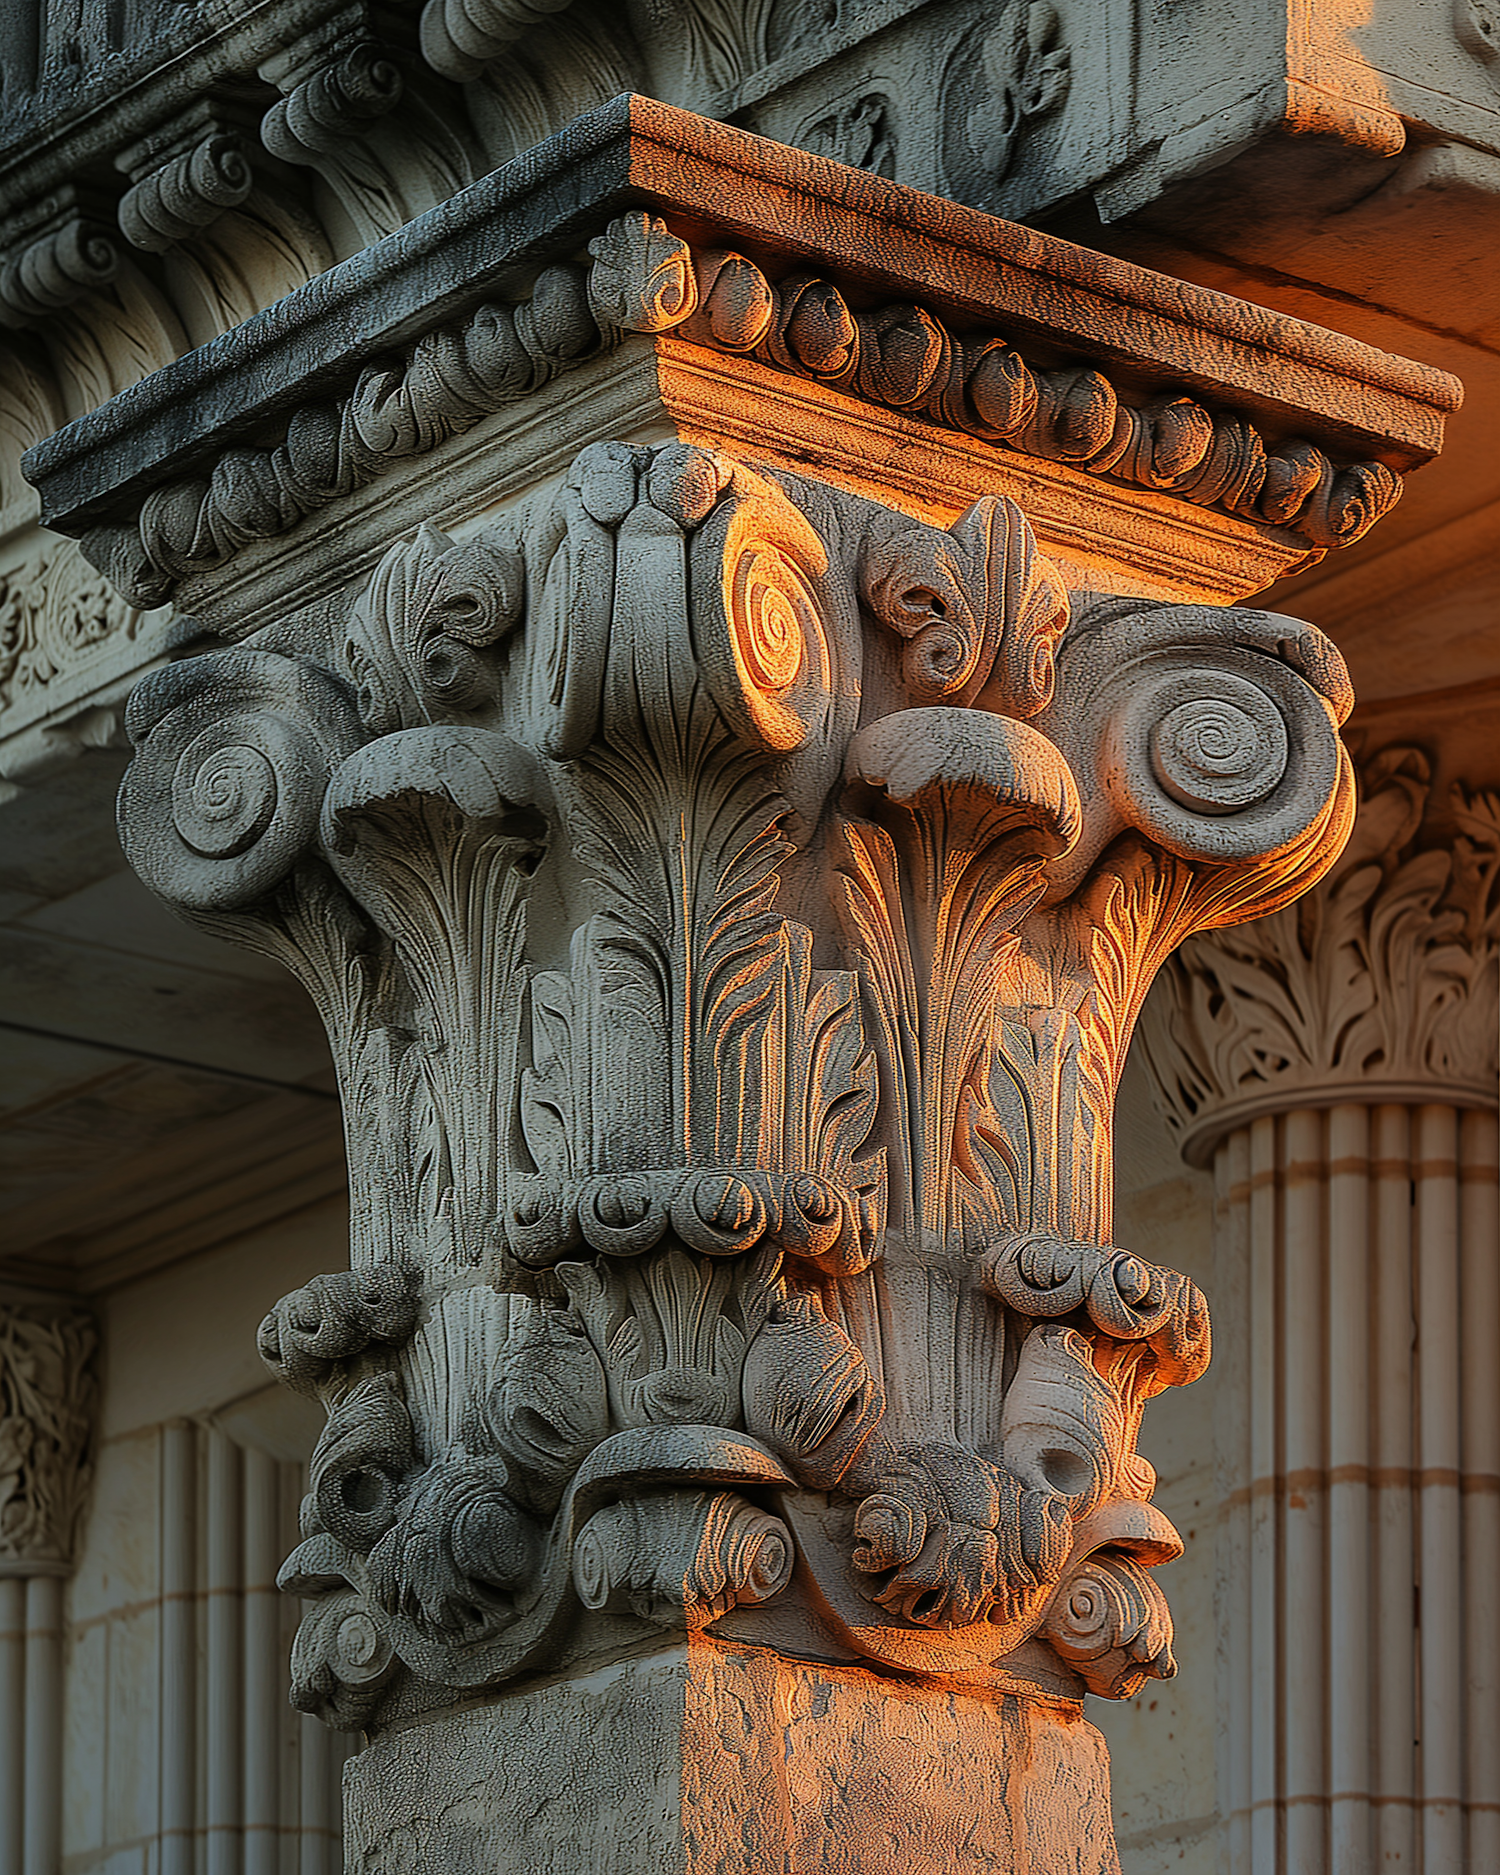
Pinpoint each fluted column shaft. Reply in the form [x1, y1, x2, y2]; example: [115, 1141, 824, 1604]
[1140, 741, 1500, 1874]
[1212, 1102, 1499, 1872]
[157, 1421, 350, 1875]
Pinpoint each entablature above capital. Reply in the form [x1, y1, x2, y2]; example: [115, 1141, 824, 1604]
[21, 95, 1459, 642]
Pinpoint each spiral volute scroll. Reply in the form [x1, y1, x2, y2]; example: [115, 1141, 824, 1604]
[691, 465, 834, 756]
[119, 650, 365, 911]
[1039, 601, 1352, 881]
[1100, 648, 1340, 862]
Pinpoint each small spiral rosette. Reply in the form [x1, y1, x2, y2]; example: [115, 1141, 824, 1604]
[857, 495, 1070, 715]
[849, 1446, 1072, 1631]
[1040, 1550, 1177, 1700]
[286, 1580, 397, 1731]
[257, 1261, 419, 1396]
[120, 648, 363, 911]
[571, 1488, 793, 1630]
[503, 1165, 875, 1273]
[365, 1456, 541, 1643]
[980, 1233, 1210, 1386]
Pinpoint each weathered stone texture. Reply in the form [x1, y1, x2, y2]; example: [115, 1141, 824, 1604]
[346, 1642, 1122, 1875]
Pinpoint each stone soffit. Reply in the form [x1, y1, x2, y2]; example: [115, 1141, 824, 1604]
[25, 93, 1461, 630]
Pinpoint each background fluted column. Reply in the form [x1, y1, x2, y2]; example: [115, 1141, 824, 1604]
[0, 1304, 97, 1875]
[1141, 744, 1500, 1873]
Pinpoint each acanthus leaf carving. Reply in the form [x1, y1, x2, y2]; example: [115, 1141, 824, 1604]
[963, 3, 1072, 184]
[1139, 742, 1500, 1160]
[117, 431, 1364, 1723]
[0, 1305, 98, 1571]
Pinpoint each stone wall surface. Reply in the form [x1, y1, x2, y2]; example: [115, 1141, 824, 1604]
[53, 1196, 350, 1875]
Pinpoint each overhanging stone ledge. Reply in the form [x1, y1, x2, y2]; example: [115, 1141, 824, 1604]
[24, 94, 1460, 542]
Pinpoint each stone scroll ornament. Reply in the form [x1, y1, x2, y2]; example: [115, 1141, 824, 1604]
[117, 410, 1354, 1724]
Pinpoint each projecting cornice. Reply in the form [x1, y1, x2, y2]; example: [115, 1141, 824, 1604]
[23, 95, 1461, 626]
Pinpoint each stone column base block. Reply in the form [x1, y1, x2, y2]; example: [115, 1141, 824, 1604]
[343, 1641, 1120, 1875]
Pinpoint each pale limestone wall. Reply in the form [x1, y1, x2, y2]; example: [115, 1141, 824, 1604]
[62, 1195, 348, 1875]
[1096, 1052, 1218, 1875]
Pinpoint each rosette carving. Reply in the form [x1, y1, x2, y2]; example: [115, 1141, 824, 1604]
[849, 1444, 1071, 1631]
[1040, 1551, 1177, 1699]
[119, 649, 364, 911]
[287, 1581, 398, 1729]
[692, 465, 834, 754]
[366, 1458, 540, 1638]
[587, 214, 697, 334]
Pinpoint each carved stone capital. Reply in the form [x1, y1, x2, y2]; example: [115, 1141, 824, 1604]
[1138, 743, 1500, 1162]
[0, 1304, 97, 1575]
[113, 431, 1354, 1720]
[33, 97, 1447, 1863]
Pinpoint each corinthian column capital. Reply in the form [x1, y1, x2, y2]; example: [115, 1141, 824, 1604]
[0, 1304, 96, 1576]
[111, 430, 1352, 1713]
[35, 99, 1448, 1874]
[1139, 742, 1500, 1163]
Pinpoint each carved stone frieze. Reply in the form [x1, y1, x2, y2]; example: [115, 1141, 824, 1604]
[114, 429, 1356, 1725]
[78, 210, 1404, 614]
[1139, 743, 1500, 1161]
[0, 1304, 97, 1573]
[951, 2, 1071, 185]
[0, 539, 148, 721]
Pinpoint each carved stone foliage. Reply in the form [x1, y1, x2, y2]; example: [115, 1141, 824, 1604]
[117, 432, 1355, 1724]
[797, 94, 898, 178]
[0, 1305, 97, 1571]
[946, 3, 1071, 189]
[0, 539, 149, 722]
[81, 211, 1404, 612]
[1140, 743, 1500, 1161]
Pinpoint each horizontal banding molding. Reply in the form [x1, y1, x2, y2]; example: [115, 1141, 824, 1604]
[24, 94, 1460, 546]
